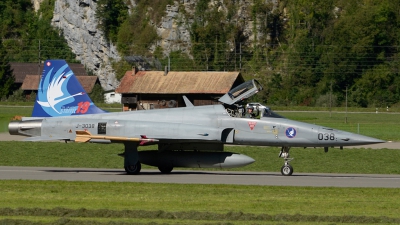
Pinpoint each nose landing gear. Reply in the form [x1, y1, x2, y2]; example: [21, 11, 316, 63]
[279, 146, 293, 176]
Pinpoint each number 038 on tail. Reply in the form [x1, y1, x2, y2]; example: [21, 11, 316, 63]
[9, 60, 385, 176]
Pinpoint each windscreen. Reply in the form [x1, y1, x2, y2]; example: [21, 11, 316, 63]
[261, 107, 285, 118]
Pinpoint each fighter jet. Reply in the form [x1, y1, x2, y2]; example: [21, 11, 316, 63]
[8, 60, 384, 176]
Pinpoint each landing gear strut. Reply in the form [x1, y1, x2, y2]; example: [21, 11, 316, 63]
[279, 146, 293, 176]
[123, 142, 141, 175]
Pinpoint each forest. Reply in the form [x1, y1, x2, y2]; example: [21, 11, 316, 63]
[1, 0, 400, 107]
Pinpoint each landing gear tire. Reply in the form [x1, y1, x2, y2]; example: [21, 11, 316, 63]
[125, 162, 141, 175]
[158, 166, 173, 174]
[279, 146, 294, 176]
[281, 164, 293, 176]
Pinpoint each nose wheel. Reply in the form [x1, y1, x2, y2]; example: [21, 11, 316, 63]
[281, 162, 293, 176]
[279, 146, 294, 176]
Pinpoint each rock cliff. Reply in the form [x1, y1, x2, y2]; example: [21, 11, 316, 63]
[40, 0, 278, 90]
[51, 0, 120, 91]
[153, 0, 272, 57]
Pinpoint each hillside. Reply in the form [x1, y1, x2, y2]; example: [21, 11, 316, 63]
[1, 0, 399, 107]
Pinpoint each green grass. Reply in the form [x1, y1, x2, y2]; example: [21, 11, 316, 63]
[0, 180, 399, 224]
[1, 105, 400, 224]
[0, 143, 399, 225]
[0, 106, 33, 133]
[0, 142, 399, 174]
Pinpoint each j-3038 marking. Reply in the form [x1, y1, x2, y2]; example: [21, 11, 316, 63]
[75, 124, 95, 129]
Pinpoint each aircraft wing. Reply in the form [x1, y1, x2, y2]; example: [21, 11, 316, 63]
[72, 122, 235, 145]
[23, 136, 70, 142]
[21, 131, 222, 143]
[75, 130, 159, 144]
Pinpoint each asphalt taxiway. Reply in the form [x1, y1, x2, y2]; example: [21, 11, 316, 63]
[1, 166, 399, 188]
[1, 132, 399, 188]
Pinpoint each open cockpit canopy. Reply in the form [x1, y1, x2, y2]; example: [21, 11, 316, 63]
[218, 79, 263, 105]
[220, 79, 284, 119]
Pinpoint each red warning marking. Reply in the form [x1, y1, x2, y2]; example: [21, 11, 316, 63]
[248, 121, 257, 130]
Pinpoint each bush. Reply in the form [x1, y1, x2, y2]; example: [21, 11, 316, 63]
[5, 89, 26, 102]
[315, 94, 337, 107]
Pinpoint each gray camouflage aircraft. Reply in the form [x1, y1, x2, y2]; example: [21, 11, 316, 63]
[9, 60, 384, 175]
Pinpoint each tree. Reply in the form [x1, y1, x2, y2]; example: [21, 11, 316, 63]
[89, 83, 105, 103]
[0, 0, 76, 63]
[96, 0, 129, 43]
[350, 64, 395, 107]
[0, 0, 34, 38]
[267, 0, 400, 106]
[0, 39, 14, 98]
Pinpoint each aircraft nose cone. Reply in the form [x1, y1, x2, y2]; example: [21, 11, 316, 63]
[347, 133, 385, 145]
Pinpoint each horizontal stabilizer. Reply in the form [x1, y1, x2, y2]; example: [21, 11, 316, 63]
[75, 130, 159, 143]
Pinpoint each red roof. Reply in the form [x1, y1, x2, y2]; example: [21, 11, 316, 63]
[21, 75, 97, 93]
[116, 70, 243, 94]
[11, 62, 88, 83]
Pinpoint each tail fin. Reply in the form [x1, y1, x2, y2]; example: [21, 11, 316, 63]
[32, 60, 107, 117]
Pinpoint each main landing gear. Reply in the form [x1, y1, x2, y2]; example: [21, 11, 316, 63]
[123, 142, 141, 175]
[279, 146, 293, 176]
[125, 162, 141, 175]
